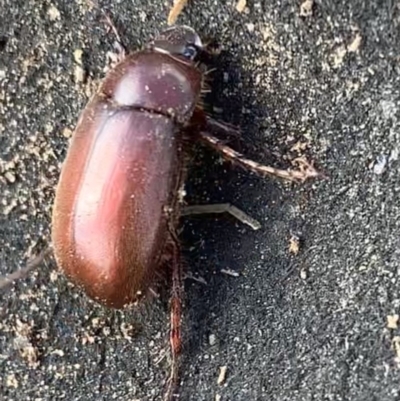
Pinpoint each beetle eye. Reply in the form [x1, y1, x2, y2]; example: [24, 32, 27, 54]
[182, 44, 197, 60]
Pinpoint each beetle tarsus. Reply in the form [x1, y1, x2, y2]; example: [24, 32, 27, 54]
[199, 131, 322, 182]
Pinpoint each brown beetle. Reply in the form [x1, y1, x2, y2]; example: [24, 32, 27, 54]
[51, 27, 205, 310]
[1, 25, 322, 401]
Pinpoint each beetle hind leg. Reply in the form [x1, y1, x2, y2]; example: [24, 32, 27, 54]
[164, 231, 184, 401]
[198, 131, 323, 182]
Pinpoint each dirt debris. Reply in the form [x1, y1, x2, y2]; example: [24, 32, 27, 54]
[299, 0, 313, 17]
[236, 0, 247, 13]
[217, 366, 227, 385]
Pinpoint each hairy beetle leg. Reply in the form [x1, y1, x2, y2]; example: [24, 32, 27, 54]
[181, 203, 261, 230]
[164, 230, 184, 401]
[199, 131, 322, 182]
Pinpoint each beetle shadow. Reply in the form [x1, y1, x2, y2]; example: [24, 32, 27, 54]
[177, 45, 297, 369]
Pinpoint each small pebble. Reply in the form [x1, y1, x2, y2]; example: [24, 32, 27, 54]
[387, 315, 399, 329]
[236, 0, 246, 13]
[4, 171, 16, 183]
[373, 155, 387, 175]
[47, 5, 61, 21]
[389, 148, 399, 161]
[209, 334, 217, 346]
[217, 366, 227, 385]
[246, 23, 255, 32]
[299, 0, 313, 17]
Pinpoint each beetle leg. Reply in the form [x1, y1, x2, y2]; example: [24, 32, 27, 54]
[198, 131, 323, 182]
[181, 203, 261, 230]
[204, 115, 241, 139]
[164, 230, 184, 401]
[0, 247, 52, 291]
[190, 108, 241, 143]
[87, 0, 127, 62]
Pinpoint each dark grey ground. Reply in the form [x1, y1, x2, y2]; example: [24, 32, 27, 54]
[1, 0, 400, 400]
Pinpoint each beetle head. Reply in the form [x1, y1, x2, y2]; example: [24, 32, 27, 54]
[149, 25, 203, 61]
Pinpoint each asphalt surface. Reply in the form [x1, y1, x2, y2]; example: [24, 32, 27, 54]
[1, 0, 400, 400]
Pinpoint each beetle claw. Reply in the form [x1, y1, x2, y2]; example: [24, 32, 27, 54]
[292, 157, 328, 181]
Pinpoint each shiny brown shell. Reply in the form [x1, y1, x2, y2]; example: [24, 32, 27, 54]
[51, 50, 202, 308]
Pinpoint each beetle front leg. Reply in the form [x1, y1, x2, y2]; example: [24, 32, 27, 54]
[190, 107, 240, 141]
[198, 131, 323, 182]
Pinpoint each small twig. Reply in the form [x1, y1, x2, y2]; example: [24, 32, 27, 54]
[220, 268, 240, 277]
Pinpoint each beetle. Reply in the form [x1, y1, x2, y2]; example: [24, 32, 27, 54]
[1, 24, 322, 401]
